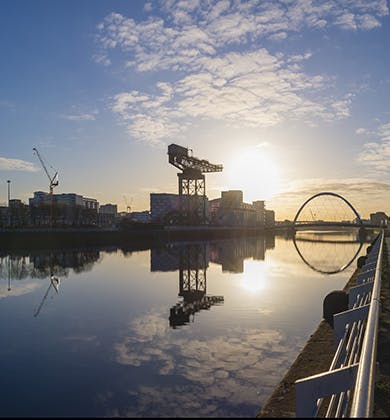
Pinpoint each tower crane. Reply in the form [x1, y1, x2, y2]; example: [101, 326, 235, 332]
[33, 147, 59, 227]
[123, 195, 132, 214]
[168, 144, 223, 224]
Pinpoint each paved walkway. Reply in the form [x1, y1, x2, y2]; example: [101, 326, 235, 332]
[374, 236, 390, 417]
[257, 233, 389, 418]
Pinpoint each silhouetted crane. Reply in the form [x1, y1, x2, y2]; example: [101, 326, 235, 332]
[123, 195, 132, 214]
[168, 144, 223, 224]
[33, 147, 59, 227]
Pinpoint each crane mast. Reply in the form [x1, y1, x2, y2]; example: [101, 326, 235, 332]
[33, 147, 59, 227]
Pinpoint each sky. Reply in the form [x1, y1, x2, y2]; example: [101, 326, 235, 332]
[0, 0, 389, 220]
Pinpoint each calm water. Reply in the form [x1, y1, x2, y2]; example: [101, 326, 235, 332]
[0, 230, 371, 417]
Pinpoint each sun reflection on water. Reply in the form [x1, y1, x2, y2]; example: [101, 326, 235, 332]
[240, 260, 268, 293]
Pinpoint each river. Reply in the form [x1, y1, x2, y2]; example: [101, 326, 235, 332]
[0, 229, 372, 417]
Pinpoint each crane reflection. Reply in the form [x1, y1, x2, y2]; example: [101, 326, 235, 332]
[151, 235, 276, 328]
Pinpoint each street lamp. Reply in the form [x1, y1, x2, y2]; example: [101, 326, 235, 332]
[7, 180, 11, 226]
[7, 180, 10, 205]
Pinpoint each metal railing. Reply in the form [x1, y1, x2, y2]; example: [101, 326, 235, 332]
[295, 230, 384, 417]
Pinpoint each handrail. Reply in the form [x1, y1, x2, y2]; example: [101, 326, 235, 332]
[350, 230, 384, 417]
[295, 230, 384, 417]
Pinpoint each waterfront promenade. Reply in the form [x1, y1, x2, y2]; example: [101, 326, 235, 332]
[257, 233, 389, 418]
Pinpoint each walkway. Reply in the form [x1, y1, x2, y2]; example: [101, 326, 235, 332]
[257, 233, 389, 418]
[374, 237, 390, 417]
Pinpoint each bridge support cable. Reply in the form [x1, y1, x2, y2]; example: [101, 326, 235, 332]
[294, 230, 384, 417]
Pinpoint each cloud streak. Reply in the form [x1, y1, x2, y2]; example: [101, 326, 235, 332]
[0, 156, 39, 172]
[358, 122, 390, 175]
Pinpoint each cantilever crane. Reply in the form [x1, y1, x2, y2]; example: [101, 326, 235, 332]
[168, 144, 223, 224]
[33, 147, 59, 227]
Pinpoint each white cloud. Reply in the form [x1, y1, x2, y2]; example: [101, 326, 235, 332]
[0, 157, 39, 172]
[113, 310, 299, 416]
[110, 49, 352, 142]
[143, 2, 153, 13]
[96, 1, 388, 143]
[358, 122, 390, 175]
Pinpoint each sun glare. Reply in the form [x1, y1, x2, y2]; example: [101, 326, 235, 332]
[240, 260, 268, 294]
[227, 147, 281, 202]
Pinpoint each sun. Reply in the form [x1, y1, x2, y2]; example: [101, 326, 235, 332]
[226, 146, 281, 202]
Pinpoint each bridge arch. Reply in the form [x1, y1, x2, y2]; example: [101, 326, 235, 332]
[293, 192, 362, 226]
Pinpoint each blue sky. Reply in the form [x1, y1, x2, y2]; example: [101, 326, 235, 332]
[1, 0, 389, 220]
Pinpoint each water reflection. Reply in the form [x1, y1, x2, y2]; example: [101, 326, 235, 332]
[34, 274, 60, 318]
[151, 236, 275, 328]
[0, 249, 102, 313]
[0, 230, 372, 417]
[0, 249, 102, 282]
[292, 229, 371, 274]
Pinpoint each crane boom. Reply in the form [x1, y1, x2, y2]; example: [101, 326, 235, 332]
[33, 147, 59, 191]
[33, 147, 59, 227]
[168, 144, 223, 173]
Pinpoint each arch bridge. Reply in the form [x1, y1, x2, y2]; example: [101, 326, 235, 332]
[293, 192, 362, 229]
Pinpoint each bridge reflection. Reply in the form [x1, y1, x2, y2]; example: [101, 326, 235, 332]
[292, 229, 372, 274]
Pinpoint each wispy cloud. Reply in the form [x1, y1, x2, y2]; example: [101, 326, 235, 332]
[0, 156, 39, 172]
[61, 112, 98, 121]
[357, 122, 390, 175]
[95, 1, 388, 144]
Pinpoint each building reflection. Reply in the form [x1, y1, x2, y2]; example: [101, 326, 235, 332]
[151, 234, 275, 328]
[0, 249, 101, 283]
[292, 229, 371, 274]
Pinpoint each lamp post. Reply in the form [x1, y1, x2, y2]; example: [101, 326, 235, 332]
[7, 180, 11, 226]
[7, 180, 10, 205]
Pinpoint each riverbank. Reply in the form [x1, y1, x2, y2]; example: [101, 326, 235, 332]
[0, 225, 277, 250]
[257, 232, 389, 418]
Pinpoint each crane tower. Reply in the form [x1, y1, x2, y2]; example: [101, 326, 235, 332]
[168, 144, 223, 224]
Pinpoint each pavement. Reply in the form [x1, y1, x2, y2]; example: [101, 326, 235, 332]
[373, 236, 390, 417]
[257, 233, 389, 418]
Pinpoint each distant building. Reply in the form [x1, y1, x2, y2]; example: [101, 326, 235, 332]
[150, 193, 208, 224]
[131, 211, 151, 224]
[370, 211, 388, 227]
[9, 199, 30, 227]
[98, 203, 118, 227]
[151, 193, 182, 224]
[211, 190, 274, 228]
[265, 209, 275, 228]
[150, 190, 275, 227]
[0, 206, 9, 227]
[29, 191, 99, 226]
